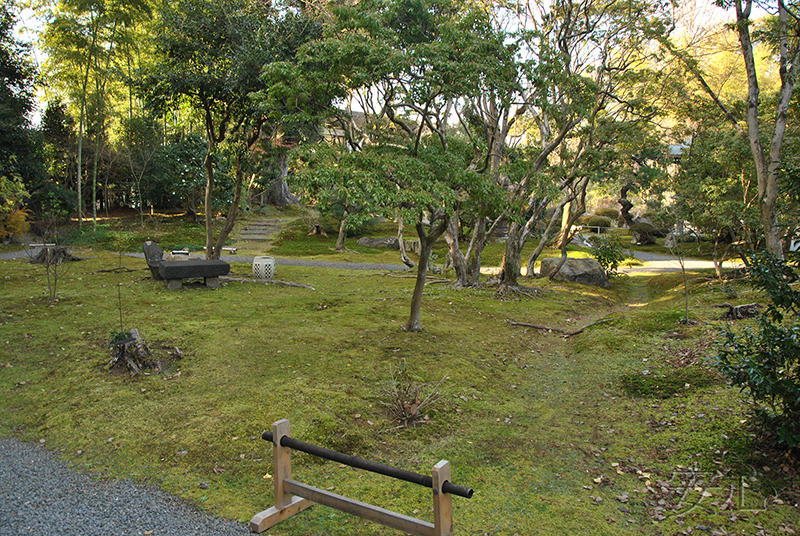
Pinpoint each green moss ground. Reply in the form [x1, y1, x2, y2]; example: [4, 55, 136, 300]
[0, 217, 797, 535]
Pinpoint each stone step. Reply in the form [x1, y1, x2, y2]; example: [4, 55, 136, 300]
[243, 219, 281, 225]
[239, 234, 274, 241]
[243, 225, 279, 231]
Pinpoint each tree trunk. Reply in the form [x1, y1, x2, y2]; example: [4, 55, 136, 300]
[445, 210, 469, 287]
[404, 218, 448, 332]
[498, 220, 524, 288]
[525, 196, 567, 277]
[618, 184, 635, 228]
[397, 215, 416, 268]
[335, 210, 348, 251]
[203, 143, 216, 260]
[268, 149, 299, 207]
[212, 153, 246, 259]
[465, 216, 488, 287]
[732, 0, 799, 258]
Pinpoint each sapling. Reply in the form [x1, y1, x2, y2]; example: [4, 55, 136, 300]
[666, 231, 690, 325]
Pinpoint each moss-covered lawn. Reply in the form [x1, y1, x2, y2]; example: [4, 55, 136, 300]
[0, 215, 797, 535]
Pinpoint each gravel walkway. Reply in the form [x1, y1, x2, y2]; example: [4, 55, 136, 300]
[0, 437, 250, 536]
[0, 249, 410, 272]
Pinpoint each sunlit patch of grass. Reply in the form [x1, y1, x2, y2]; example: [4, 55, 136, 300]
[0, 221, 797, 535]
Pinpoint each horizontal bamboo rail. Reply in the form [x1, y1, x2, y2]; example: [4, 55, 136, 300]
[250, 419, 472, 535]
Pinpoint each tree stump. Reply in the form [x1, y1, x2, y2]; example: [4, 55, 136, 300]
[28, 246, 82, 265]
[109, 329, 154, 374]
[716, 303, 761, 320]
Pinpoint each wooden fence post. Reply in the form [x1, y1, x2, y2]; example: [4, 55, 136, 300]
[249, 419, 314, 533]
[432, 460, 453, 536]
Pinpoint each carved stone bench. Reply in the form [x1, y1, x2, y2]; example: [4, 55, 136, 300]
[157, 259, 231, 290]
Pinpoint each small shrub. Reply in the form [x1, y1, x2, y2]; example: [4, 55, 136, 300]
[595, 207, 620, 221]
[589, 234, 630, 277]
[629, 222, 658, 244]
[586, 215, 613, 232]
[715, 252, 800, 448]
[376, 359, 448, 428]
[575, 214, 593, 225]
[0, 209, 29, 241]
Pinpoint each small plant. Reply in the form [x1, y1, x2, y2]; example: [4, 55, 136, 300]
[0, 208, 30, 243]
[666, 232, 691, 325]
[715, 251, 800, 448]
[589, 234, 629, 277]
[109, 330, 129, 346]
[376, 359, 448, 429]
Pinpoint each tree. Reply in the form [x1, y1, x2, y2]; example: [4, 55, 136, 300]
[287, 0, 508, 329]
[291, 144, 386, 251]
[489, 0, 674, 293]
[1, 0, 42, 201]
[142, 0, 321, 258]
[120, 115, 161, 224]
[673, 120, 762, 274]
[674, 1, 800, 258]
[41, 0, 151, 227]
[716, 250, 800, 448]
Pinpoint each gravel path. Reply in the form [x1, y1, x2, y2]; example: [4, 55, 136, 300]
[0, 249, 410, 271]
[0, 437, 250, 536]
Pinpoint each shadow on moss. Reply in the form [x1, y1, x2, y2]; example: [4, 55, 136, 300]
[620, 366, 722, 398]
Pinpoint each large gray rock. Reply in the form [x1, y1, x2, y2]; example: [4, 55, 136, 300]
[539, 257, 610, 288]
[356, 237, 400, 250]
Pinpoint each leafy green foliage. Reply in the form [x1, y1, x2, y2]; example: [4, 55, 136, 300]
[716, 252, 800, 448]
[0, 2, 44, 194]
[589, 233, 630, 277]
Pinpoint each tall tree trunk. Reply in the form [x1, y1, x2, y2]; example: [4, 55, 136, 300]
[397, 215, 416, 268]
[465, 216, 488, 287]
[269, 149, 299, 207]
[212, 153, 245, 259]
[728, 1, 798, 258]
[404, 218, 448, 332]
[498, 221, 525, 287]
[445, 210, 469, 287]
[76, 24, 98, 230]
[91, 22, 116, 232]
[335, 210, 348, 251]
[203, 141, 216, 260]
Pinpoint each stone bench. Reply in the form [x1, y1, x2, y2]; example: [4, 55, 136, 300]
[158, 259, 231, 290]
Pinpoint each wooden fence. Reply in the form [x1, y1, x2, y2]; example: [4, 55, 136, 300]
[250, 419, 473, 535]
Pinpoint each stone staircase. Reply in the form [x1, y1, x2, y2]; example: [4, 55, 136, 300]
[238, 219, 282, 242]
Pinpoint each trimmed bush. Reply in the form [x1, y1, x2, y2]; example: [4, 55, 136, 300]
[586, 215, 613, 232]
[595, 207, 620, 221]
[629, 222, 658, 244]
[575, 214, 593, 225]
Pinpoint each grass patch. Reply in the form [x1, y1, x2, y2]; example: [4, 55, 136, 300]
[0, 215, 797, 535]
[619, 367, 722, 398]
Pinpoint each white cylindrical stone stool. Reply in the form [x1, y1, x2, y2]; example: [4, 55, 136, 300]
[252, 256, 276, 280]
